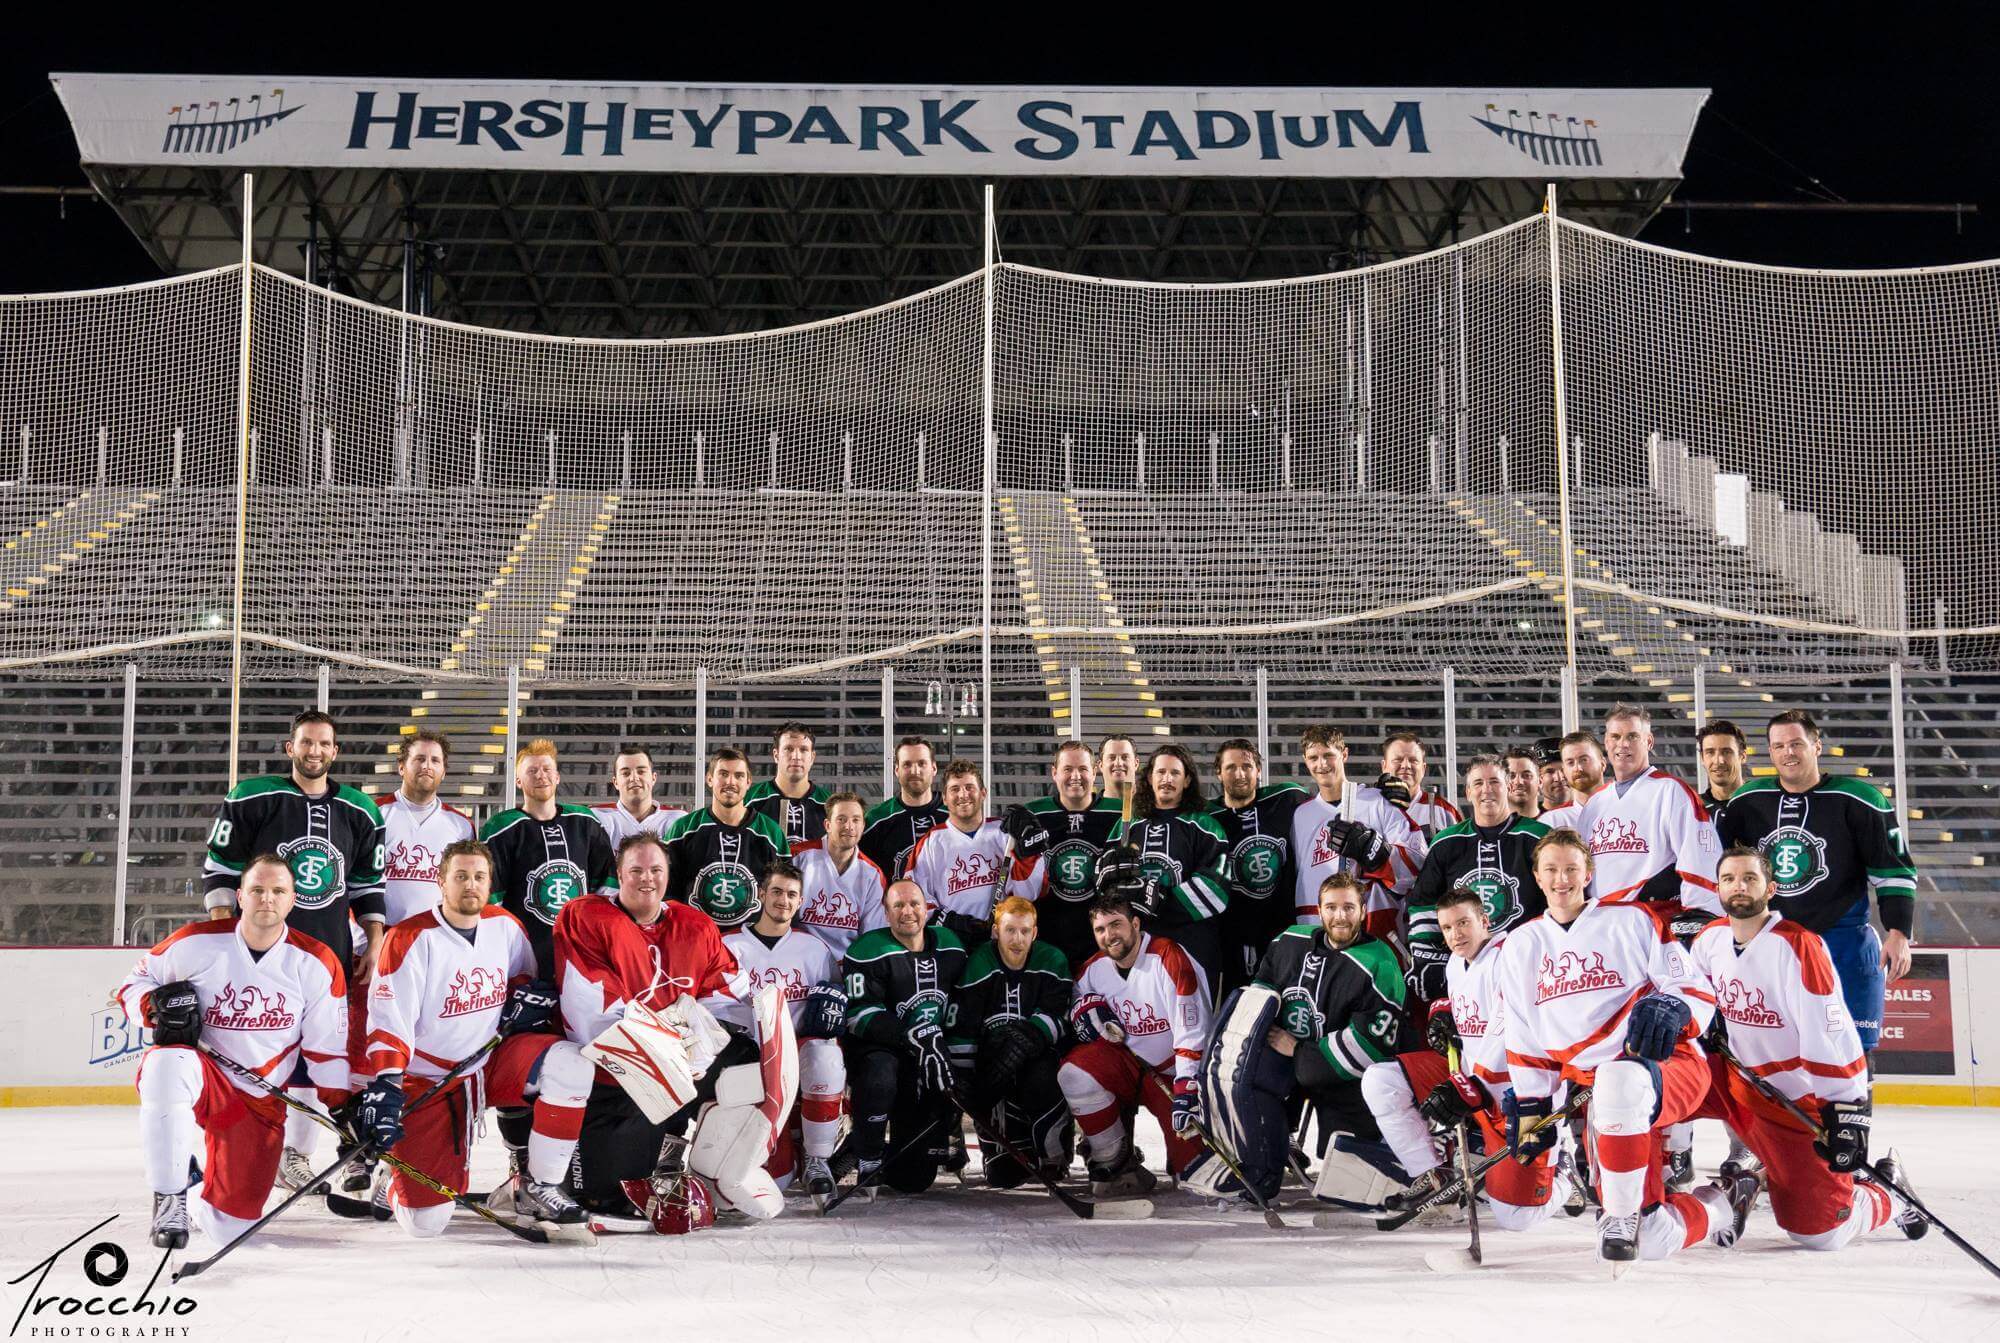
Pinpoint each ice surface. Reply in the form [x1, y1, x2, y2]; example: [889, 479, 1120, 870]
[3, 1105, 1995, 1342]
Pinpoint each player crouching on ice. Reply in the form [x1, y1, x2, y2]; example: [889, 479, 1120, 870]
[1360, 881, 1576, 1228]
[1686, 845, 1924, 1250]
[120, 854, 351, 1249]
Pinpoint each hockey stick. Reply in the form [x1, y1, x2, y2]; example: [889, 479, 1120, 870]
[946, 1081, 1152, 1221]
[196, 1043, 579, 1246]
[173, 1038, 500, 1281]
[1445, 1044, 1482, 1267]
[1143, 1072, 1287, 1230]
[819, 1110, 953, 1215]
[1375, 1086, 1590, 1232]
[1716, 1045, 1999, 1280]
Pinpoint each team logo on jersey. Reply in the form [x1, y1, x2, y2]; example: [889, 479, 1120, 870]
[1760, 826, 1830, 897]
[1277, 982, 1326, 1038]
[1067, 812, 1087, 834]
[802, 882, 860, 932]
[1535, 950, 1624, 1003]
[1715, 978, 1785, 1029]
[525, 859, 588, 925]
[692, 863, 760, 927]
[1463, 867, 1521, 924]
[1048, 841, 1100, 898]
[277, 836, 346, 909]
[1116, 997, 1169, 1037]
[1587, 817, 1649, 857]
[386, 840, 439, 883]
[945, 851, 1001, 898]
[204, 982, 295, 1031]
[749, 965, 809, 1004]
[896, 985, 951, 1030]
[1233, 836, 1286, 898]
[1451, 994, 1490, 1038]
[441, 967, 508, 1018]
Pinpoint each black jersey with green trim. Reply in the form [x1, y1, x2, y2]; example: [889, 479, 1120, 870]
[480, 803, 618, 976]
[1252, 925, 1415, 1083]
[1406, 815, 1550, 1002]
[1715, 775, 1917, 936]
[745, 779, 832, 845]
[842, 926, 969, 1051]
[1207, 781, 1312, 904]
[1014, 794, 1125, 970]
[663, 807, 791, 927]
[858, 795, 949, 879]
[1111, 806, 1233, 929]
[946, 939, 1073, 1064]
[203, 775, 385, 957]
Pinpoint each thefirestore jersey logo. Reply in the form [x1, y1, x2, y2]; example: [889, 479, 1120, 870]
[800, 883, 859, 932]
[1535, 950, 1626, 1003]
[1587, 816, 1650, 858]
[440, 967, 508, 1019]
[7, 1214, 199, 1337]
[203, 983, 294, 1032]
[1715, 978, 1785, 1029]
[161, 89, 302, 154]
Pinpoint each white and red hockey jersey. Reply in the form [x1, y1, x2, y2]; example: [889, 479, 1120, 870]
[1290, 786, 1426, 928]
[1579, 769, 1720, 913]
[1405, 790, 1463, 841]
[551, 894, 743, 1044]
[1538, 797, 1589, 832]
[1072, 933, 1212, 1082]
[792, 841, 889, 956]
[704, 926, 836, 1034]
[365, 906, 534, 1080]
[592, 800, 687, 851]
[116, 920, 350, 1105]
[1495, 900, 1716, 1100]
[906, 817, 1033, 922]
[375, 791, 476, 926]
[1689, 913, 1868, 1110]
[1446, 931, 1511, 1091]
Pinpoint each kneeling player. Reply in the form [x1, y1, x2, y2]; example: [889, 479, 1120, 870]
[1497, 829, 1753, 1268]
[842, 878, 970, 1200]
[1688, 845, 1923, 1250]
[1360, 883, 1573, 1228]
[359, 839, 593, 1234]
[1057, 894, 1212, 1197]
[950, 896, 1075, 1186]
[117, 855, 350, 1248]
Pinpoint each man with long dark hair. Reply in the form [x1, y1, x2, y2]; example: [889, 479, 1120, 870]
[1096, 744, 1233, 986]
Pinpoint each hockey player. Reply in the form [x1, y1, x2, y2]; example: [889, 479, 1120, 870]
[362, 838, 593, 1233]
[1100, 735, 1139, 820]
[949, 896, 1075, 1186]
[1503, 746, 1543, 822]
[1716, 709, 1917, 1053]
[202, 709, 383, 1190]
[1004, 739, 1125, 971]
[664, 747, 791, 927]
[1102, 744, 1234, 985]
[842, 878, 971, 1199]
[119, 855, 349, 1248]
[1288, 725, 1421, 938]
[1379, 731, 1463, 839]
[701, 859, 847, 1205]
[1406, 755, 1550, 1003]
[593, 741, 687, 850]
[481, 739, 618, 978]
[1689, 845, 1924, 1249]
[1496, 829, 1752, 1267]
[859, 736, 946, 879]
[1579, 703, 1719, 915]
[1539, 730, 1606, 830]
[1209, 738, 1312, 989]
[1057, 892, 1212, 1197]
[746, 721, 832, 845]
[1360, 883, 1574, 1227]
[1698, 720, 1748, 827]
[793, 791, 889, 956]
[1534, 737, 1570, 816]
[378, 730, 475, 926]
[906, 758, 1020, 946]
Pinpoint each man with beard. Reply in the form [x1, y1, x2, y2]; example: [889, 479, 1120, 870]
[1697, 720, 1749, 830]
[950, 896, 1076, 1187]
[793, 791, 889, 956]
[1405, 755, 1550, 1003]
[482, 739, 618, 977]
[377, 730, 475, 926]
[861, 736, 947, 879]
[1538, 730, 1607, 831]
[907, 759, 1020, 947]
[1099, 744, 1234, 987]
[1289, 725, 1422, 939]
[1208, 737, 1312, 991]
[1503, 745, 1544, 822]
[746, 721, 832, 845]
[1534, 737, 1571, 817]
[1004, 739, 1124, 970]
[665, 747, 791, 928]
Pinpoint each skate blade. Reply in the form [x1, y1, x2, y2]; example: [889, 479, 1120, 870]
[1423, 1247, 1482, 1274]
[1605, 1256, 1636, 1280]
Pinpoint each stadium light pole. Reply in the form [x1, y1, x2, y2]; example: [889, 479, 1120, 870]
[1545, 183, 1581, 732]
[227, 172, 254, 786]
[980, 184, 996, 790]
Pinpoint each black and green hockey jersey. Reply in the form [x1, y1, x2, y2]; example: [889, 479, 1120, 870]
[1253, 925, 1414, 1083]
[858, 794, 949, 879]
[481, 803, 618, 976]
[1014, 794, 1125, 970]
[1208, 781, 1312, 904]
[663, 806, 791, 927]
[1715, 775, 1917, 935]
[1110, 805, 1233, 929]
[204, 775, 385, 957]
[1406, 815, 1550, 1002]
[946, 938, 1073, 1066]
[745, 779, 833, 845]
[843, 925, 970, 1051]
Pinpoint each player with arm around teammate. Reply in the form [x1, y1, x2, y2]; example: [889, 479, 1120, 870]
[1405, 755, 1549, 1005]
[793, 791, 890, 957]
[1208, 737, 1313, 993]
[906, 758, 1019, 947]
[1288, 724, 1422, 939]
[1003, 739, 1125, 972]
[1101, 744, 1235, 987]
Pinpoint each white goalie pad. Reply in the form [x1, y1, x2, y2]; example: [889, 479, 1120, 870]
[688, 986, 799, 1219]
[1313, 1140, 1405, 1209]
[581, 996, 700, 1124]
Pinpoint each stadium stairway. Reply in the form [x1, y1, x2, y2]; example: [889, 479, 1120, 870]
[0, 488, 164, 620]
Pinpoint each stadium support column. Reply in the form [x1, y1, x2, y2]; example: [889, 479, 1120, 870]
[1888, 661, 1912, 841]
[505, 665, 521, 811]
[1442, 667, 1458, 796]
[114, 662, 137, 943]
[1545, 185, 1581, 732]
[980, 184, 997, 791]
[694, 667, 710, 802]
[1692, 664, 1709, 791]
[1254, 667, 1270, 769]
[228, 172, 254, 789]
[881, 667, 895, 799]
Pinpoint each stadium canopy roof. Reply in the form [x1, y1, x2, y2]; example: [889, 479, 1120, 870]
[52, 76, 1708, 336]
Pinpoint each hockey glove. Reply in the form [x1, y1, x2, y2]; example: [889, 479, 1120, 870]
[1409, 950, 1451, 1008]
[1814, 1097, 1871, 1174]
[1069, 993, 1126, 1045]
[1171, 1076, 1203, 1136]
[1667, 904, 1714, 946]
[1420, 1072, 1489, 1129]
[1326, 819, 1390, 871]
[144, 979, 203, 1048]
[932, 908, 991, 944]
[1002, 804, 1055, 859]
[904, 1019, 953, 1096]
[1502, 1089, 1556, 1160]
[498, 978, 559, 1037]
[1093, 846, 1144, 896]
[798, 984, 849, 1040]
[355, 1075, 407, 1150]
[983, 1020, 1045, 1090]
[1424, 998, 1461, 1057]
[1373, 772, 1414, 809]
[1622, 992, 1692, 1062]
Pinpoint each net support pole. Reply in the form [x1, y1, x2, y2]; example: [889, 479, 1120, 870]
[316, 663, 330, 714]
[880, 666, 895, 799]
[113, 661, 138, 944]
[1069, 665, 1084, 743]
[694, 666, 710, 802]
[504, 665, 521, 811]
[980, 183, 997, 792]
[1692, 663, 1709, 789]
[227, 172, 254, 788]
[1934, 598, 1949, 674]
[1545, 185, 1581, 730]
[1254, 667, 1270, 770]
[1888, 661, 1912, 839]
[1442, 667, 1459, 800]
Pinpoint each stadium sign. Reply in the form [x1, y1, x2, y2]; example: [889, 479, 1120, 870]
[52, 76, 1707, 178]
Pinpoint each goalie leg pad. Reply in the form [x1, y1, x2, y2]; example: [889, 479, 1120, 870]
[688, 1088, 784, 1219]
[1199, 985, 1293, 1200]
[1313, 1132, 1410, 1210]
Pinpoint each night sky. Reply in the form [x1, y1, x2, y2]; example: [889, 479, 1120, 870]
[2, 18, 1994, 295]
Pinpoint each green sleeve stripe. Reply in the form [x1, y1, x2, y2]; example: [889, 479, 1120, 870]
[1343, 939, 1408, 1006]
[850, 1004, 884, 1026]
